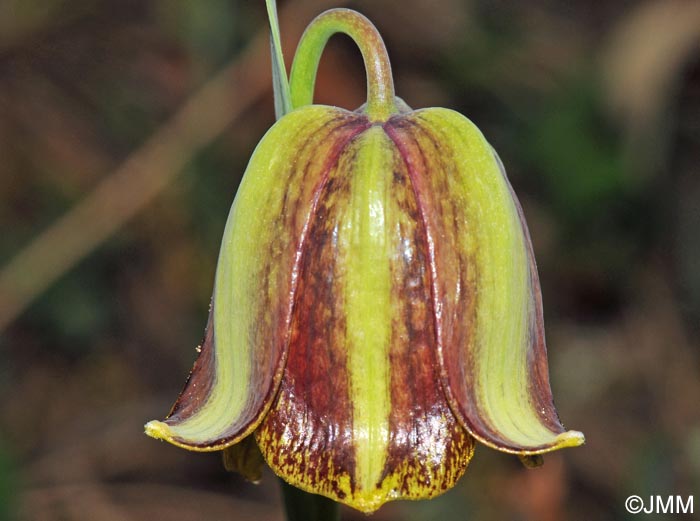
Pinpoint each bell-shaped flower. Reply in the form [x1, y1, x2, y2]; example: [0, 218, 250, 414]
[145, 8, 583, 514]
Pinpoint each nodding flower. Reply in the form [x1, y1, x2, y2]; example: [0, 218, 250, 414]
[145, 8, 584, 514]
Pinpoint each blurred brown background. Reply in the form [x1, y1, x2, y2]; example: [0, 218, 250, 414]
[1, 0, 699, 520]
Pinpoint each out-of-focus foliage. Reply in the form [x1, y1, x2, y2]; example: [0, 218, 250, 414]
[0, 441, 17, 521]
[0, 1, 698, 520]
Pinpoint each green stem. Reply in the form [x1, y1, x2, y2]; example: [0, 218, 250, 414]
[289, 8, 397, 121]
[280, 479, 341, 521]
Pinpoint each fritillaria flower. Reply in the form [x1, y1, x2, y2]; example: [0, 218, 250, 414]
[145, 7, 583, 514]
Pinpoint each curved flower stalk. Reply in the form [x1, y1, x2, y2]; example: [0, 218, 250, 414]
[145, 7, 584, 514]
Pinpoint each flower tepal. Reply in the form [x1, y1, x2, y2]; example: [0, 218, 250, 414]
[145, 8, 584, 514]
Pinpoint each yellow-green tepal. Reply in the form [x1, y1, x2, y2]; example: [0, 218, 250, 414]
[145, 8, 583, 514]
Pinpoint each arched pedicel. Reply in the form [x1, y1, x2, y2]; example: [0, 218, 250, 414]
[384, 108, 584, 454]
[289, 9, 398, 121]
[145, 106, 370, 450]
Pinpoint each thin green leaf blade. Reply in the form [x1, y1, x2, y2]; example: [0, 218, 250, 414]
[266, 0, 291, 119]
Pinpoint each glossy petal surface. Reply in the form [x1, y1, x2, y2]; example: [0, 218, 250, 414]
[385, 108, 584, 454]
[255, 125, 474, 513]
[145, 106, 368, 449]
[145, 100, 583, 512]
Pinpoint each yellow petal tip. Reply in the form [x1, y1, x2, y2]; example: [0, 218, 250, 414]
[144, 420, 172, 441]
[554, 430, 585, 449]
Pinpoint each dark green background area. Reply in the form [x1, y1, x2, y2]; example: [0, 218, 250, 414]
[1, 1, 698, 520]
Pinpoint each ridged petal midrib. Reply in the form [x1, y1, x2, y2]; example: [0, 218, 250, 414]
[340, 126, 393, 493]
